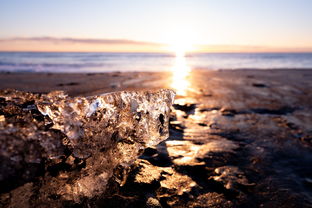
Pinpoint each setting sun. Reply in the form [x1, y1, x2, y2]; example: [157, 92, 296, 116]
[164, 26, 197, 56]
[168, 39, 193, 57]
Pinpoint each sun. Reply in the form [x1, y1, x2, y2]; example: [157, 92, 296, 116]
[169, 40, 193, 57]
[164, 28, 197, 56]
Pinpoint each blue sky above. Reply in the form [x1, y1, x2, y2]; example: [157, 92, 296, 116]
[1, 0, 312, 51]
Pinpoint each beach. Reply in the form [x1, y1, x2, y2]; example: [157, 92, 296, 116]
[1, 69, 312, 207]
[2, 0, 312, 206]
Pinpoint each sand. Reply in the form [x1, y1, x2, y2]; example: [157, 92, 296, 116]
[1, 69, 312, 207]
[1, 69, 311, 97]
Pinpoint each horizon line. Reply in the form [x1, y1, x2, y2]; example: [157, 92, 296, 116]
[1, 50, 312, 54]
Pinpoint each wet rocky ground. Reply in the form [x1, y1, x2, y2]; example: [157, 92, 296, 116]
[1, 69, 312, 207]
[98, 69, 312, 207]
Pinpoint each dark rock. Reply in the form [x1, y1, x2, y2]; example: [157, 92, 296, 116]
[221, 108, 237, 117]
[210, 166, 255, 192]
[198, 122, 208, 127]
[57, 82, 79, 87]
[250, 106, 296, 115]
[252, 83, 267, 88]
[172, 103, 196, 113]
[199, 107, 220, 112]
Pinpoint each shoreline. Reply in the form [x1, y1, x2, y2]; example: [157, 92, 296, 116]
[0, 68, 311, 96]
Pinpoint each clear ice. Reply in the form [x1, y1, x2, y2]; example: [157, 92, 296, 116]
[0, 89, 175, 206]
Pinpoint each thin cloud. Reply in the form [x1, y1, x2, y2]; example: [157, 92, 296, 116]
[1, 37, 311, 52]
[0, 37, 163, 46]
[196, 44, 312, 53]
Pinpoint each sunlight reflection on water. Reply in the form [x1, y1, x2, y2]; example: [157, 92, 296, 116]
[170, 53, 191, 96]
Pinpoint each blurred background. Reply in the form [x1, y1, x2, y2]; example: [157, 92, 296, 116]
[1, 0, 312, 73]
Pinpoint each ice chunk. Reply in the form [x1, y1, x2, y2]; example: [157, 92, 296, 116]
[0, 89, 175, 206]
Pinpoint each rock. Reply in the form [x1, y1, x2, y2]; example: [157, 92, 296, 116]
[172, 103, 196, 113]
[159, 169, 197, 196]
[146, 196, 162, 208]
[252, 83, 267, 88]
[165, 139, 238, 166]
[134, 159, 166, 184]
[210, 166, 254, 191]
[133, 159, 196, 198]
[0, 89, 174, 207]
[189, 192, 233, 208]
[220, 108, 237, 117]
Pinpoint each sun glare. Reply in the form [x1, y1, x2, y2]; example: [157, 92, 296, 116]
[169, 34, 193, 96]
[166, 30, 196, 56]
[170, 53, 191, 96]
[165, 27, 197, 96]
[169, 41, 193, 58]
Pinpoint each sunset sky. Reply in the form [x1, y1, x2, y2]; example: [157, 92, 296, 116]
[1, 0, 312, 52]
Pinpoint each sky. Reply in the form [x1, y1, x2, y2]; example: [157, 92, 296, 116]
[0, 0, 312, 52]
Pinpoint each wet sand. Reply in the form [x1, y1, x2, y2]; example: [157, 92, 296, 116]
[1, 69, 312, 207]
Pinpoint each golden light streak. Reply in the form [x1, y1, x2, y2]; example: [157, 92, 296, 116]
[170, 51, 191, 96]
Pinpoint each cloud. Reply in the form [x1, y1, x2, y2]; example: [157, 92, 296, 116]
[0, 36, 163, 46]
[196, 44, 312, 53]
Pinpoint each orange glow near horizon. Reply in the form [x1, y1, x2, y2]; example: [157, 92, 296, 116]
[0, 40, 166, 53]
[1, 38, 312, 53]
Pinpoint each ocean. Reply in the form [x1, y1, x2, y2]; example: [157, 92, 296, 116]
[0, 52, 312, 73]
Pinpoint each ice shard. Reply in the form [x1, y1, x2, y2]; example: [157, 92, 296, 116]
[0, 89, 175, 207]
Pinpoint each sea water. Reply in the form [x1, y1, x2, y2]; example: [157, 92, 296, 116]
[0, 52, 311, 73]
